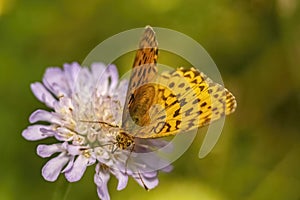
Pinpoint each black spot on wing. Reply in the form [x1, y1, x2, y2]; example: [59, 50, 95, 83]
[196, 110, 203, 115]
[199, 85, 205, 91]
[169, 82, 175, 88]
[178, 83, 185, 88]
[138, 60, 142, 68]
[173, 108, 180, 118]
[192, 98, 201, 104]
[191, 79, 198, 84]
[185, 108, 193, 116]
[200, 102, 207, 107]
[185, 86, 191, 91]
[165, 99, 178, 107]
[176, 120, 181, 129]
[184, 73, 192, 79]
[179, 98, 187, 107]
[154, 121, 165, 134]
[186, 119, 196, 130]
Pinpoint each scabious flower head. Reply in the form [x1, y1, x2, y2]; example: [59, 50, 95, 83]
[22, 62, 171, 200]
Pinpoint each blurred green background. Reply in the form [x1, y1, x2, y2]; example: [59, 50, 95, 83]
[1, 0, 300, 199]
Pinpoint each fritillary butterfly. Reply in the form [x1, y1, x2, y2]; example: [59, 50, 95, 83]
[115, 26, 237, 150]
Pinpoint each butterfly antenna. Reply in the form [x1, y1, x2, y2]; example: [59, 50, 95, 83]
[137, 170, 149, 191]
[111, 142, 119, 153]
[79, 120, 119, 128]
[125, 143, 135, 175]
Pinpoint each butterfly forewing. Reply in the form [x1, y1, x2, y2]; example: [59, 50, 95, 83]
[122, 26, 159, 130]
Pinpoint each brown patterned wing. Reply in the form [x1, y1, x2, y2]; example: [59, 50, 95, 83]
[122, 26, 159, 129]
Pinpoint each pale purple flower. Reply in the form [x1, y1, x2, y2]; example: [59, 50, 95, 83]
[22, 62, 171, 200]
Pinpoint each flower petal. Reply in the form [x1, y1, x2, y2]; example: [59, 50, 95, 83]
[141, 170, 157, 179]
[161, 164, 173, 173]
[30, 82, 57, 108]
[91, 63, 106, 81]
[29, 109, 61, 124]
[110, 168, 128, 191]
[62, 156, 75, 173]
[37, 143, 63, 158]
[43, 67, 69, 97]
[42, 153, 70, 182]
[115, 79, 128, 107]
[107, 64, 118, 92]
[22, 124, 54, 141]
[65, 155, 88, 182]
[94, 164, 111, 200]
[66, 144, 82, 155]
[133, 173, 159, 190]
[63, 62, 81, 88]
[92, 63, 109, 95]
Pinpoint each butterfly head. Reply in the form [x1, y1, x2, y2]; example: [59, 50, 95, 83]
[116, 131, 134, 150]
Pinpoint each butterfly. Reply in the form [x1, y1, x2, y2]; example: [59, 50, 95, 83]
[115, 26, 237, 151]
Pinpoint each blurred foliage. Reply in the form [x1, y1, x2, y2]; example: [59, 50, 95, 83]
[0, 0, 300, 199]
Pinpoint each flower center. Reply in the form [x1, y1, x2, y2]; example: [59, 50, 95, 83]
[71, 95, 123, 150]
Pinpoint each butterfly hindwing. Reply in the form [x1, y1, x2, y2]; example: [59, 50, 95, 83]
[133, 67, 237, 138]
